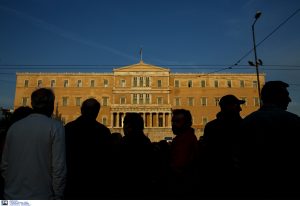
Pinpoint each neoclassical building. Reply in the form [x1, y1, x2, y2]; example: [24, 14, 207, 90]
[14, 61, 265, 141]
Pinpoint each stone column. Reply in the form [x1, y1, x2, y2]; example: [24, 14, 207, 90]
[121, 113, 124, 128]
[116, 112, 120, 128]
[111, 112, 114, 128]
[150, 112, 153, 127]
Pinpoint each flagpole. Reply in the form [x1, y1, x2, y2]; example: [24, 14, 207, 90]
[140, 48, 143, 62]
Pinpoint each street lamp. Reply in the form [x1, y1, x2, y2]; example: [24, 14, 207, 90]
[248, 11, 262, 106]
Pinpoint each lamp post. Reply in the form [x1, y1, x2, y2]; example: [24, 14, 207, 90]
[249, 11, 262, 106]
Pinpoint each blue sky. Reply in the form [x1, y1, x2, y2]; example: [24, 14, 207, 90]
[0, 0, 300, 115]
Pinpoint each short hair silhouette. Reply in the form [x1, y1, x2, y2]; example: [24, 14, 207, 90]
[172, 109, 192, 127]
[10, 106, 33, 125]
[31, 88, 55, 117]
[123, 113, 144, 131]
[80, 98, 100, 119]
[261, 81, 289, 103]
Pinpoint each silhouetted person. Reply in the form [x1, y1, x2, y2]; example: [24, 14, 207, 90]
[119, 113, 153, 197]
[64, 98, 111, 199]
[0, 106, 32, 199]
[241, 81, 300, 197]
[169, 109, 198, 196]
[0, 88, 66, 199]
[199, 95, 245, 194]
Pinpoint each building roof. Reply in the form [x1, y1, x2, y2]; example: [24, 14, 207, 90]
[113, 60, 170, 72]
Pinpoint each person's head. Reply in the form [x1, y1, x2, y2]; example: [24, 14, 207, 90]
[123, 113, 144, 136]
[31, 88, 55, 117]
[171, 109, 192, 135]
[261, 81, 291, 110]
[81, 98, 100, 120]
[10, 106, 33, 125]
[219, 94, 245, 115]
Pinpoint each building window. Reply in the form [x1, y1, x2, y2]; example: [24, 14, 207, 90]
[201, 80, 206, 88]
[133, 94, 138, 104]
[145, 94, 150, 104]
[121, 79, 126, 87]
[24, 80, 29, 87]
[102, 97, 109, 106]
[77, 80, 82, 87]
[139, 94, 144, 104]
[157, 80, 162, 88]
[120, 97, 126, 104]
[214, 80, 219, 88]
[139, 77, 144, 87]
[102, 117, 107, 126]
[37, 80, 42, 87]
[201, 97, 207, 106]
[133, 77, 138, 87]
[51, 80, 56, 88]
[175, 97, 180, 106]
[202, 117, 208, 125]
[62, 97, 68, 106]
[64, 80, 69, 88]
[253, 81, 258, 88]
[104, 79, 108, 87]
[90, 80, 95, 87]
[158, 114, 163, 127]
[240, 80, 245, 88]
[146, 77, 150, 87]
[215, 97, 220, 106]
[188, 97, 194, 106]
[75, 97, 81, 106]
[157, 97, 162, 104]
[254, 97, 260, 107]
[22, 97, 28, 106]
[241, 97, 247, 106]
[175, 80, 180, 88]
[188, 80, 193, 88]
[227, 80, 232, 88]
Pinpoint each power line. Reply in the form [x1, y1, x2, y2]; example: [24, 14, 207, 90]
[0, 9, 298, 76]
[256, 8, 300, 49]
[197, 8, 300, 77]
[1, 68, 300, 76]
[0, 64, 300, 69]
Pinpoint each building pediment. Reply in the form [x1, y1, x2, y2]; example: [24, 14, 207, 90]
[113, 61, 170, 73]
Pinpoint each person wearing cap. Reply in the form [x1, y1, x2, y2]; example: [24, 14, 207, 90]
[199, 94, 245, 194]
[240, 81, 300, 196]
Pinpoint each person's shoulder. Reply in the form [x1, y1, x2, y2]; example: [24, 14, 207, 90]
[204, 118, 219, 129]
[281, 110, 300, 123]
[97, 122, 110, 130]
[284, 110, 300, 118]
[243, 110, 261, 121]
[64, 119, 77, 128]
[49, 118, 64, 128]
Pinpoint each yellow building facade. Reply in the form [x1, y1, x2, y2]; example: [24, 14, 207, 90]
[14, 61, 265, 142]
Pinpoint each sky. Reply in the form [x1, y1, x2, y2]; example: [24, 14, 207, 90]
[0, 0, 300, 115]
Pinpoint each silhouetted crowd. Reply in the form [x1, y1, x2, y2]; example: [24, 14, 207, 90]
[0, 80, 300, 200]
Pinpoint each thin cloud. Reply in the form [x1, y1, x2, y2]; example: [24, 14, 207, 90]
[0, 5, 136, 61]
